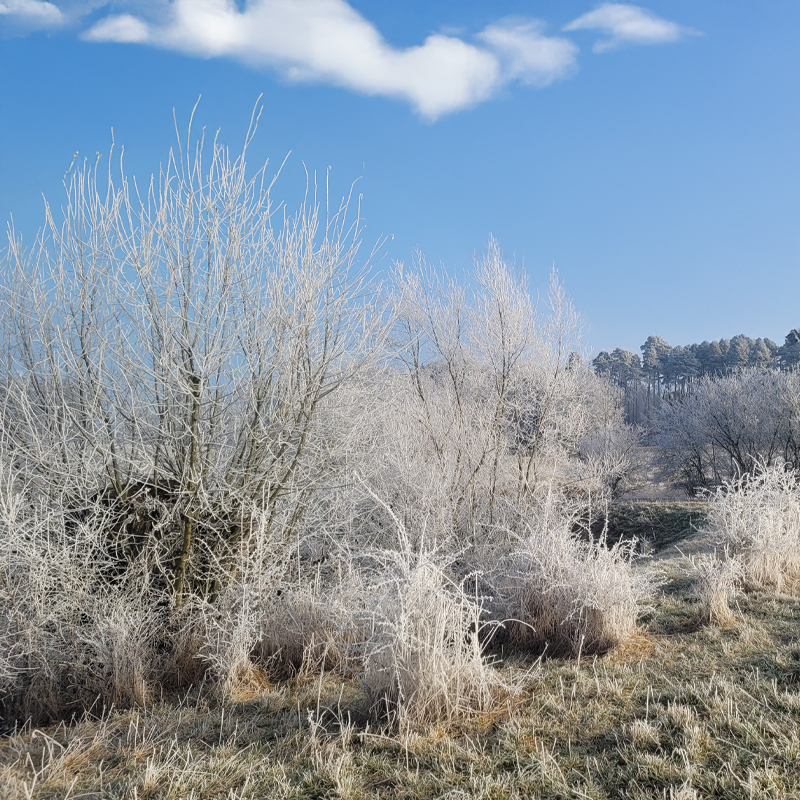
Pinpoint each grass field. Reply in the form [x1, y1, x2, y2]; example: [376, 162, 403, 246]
[2, 502, 799, 800]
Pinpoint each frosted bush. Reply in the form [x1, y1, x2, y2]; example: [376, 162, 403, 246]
[704, 465, 800, 592]
[496, 499, 654, 655]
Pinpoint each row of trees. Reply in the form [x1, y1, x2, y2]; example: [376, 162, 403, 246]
[593, 331, 800, 423]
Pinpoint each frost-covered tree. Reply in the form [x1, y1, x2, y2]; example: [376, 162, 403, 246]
[0, 123, 388, 600]
[778, 329, 800, 370]
[749, 337, 777, 368]
[726, 334, 752, 371]
[655, 369, 800, 493]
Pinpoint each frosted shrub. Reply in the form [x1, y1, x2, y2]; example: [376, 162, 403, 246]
[704, 465, 800, 592]
[0, 497, 166, 722]
[579, 419, 645, 499]
[497, 499, 653, 655]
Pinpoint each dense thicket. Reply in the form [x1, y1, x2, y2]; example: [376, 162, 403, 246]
[2, 121, 797, 739]
[0, 128, 650, 727]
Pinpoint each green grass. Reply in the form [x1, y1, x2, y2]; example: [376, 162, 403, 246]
[2, 508, 800, 800]
[594, 501, 709, 554]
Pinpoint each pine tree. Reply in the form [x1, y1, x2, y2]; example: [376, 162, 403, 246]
[778, 329, 800, 370]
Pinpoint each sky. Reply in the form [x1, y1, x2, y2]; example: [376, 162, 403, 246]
[1, 1, 798, 355]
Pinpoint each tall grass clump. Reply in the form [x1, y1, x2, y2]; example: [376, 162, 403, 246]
[250, 568, 367, 682]
[703, 464, 800, 592]
[691, 551, 742, 626]
[360, 547, 507, 730]
[348, 492, 508, 730]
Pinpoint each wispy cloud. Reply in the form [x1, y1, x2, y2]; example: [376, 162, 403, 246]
[78, 0, 577, 119]
[0, 0, 64, 29]
[564, 3, 700, 54]
[82, 12, 148, 43]
[479, 19, 577, 87]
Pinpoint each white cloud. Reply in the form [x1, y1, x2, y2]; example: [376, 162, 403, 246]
[0, 0, 64, 27]
[81, 12, 148, 42]
[81, 0, 577, 119]
[1, 2, 704, 114]
[479, 19, 578, 87]
[564, 3, 699, 53]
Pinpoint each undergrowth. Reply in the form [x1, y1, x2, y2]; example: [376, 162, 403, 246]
[2, 533, 799, 800]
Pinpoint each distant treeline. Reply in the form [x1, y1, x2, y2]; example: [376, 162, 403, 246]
[593, 328, 800, 423]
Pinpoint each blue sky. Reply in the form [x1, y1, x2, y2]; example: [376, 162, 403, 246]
[1, 1, 798, 354]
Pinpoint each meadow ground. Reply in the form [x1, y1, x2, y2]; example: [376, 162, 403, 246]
[2, 502, 800, 800]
